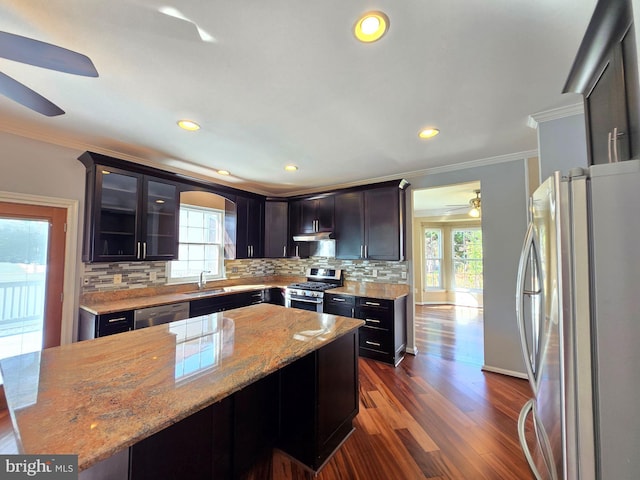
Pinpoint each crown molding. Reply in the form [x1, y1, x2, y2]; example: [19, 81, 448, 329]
[1, 121, 538, 198]
[527, 103, 584, 129]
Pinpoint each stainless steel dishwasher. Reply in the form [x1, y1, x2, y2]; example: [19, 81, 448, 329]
[134, 302, 190, 330]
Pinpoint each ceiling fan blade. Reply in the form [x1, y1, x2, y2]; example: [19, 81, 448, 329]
[0, 31, 98, 77]
[0, 71, 64, 116]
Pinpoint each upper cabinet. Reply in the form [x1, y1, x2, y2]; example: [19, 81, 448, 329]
[264, 201, 288, 258]
[293, 196, 334, 234]
[236, 196, 264, 259]
[334, 181, 408, 261]
[564, 0, 640, 165]
[79, 157, 179, 263]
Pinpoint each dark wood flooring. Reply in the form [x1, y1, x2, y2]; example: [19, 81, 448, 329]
[272, 305, 534, 479]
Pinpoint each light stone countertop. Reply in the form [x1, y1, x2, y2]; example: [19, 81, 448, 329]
[80, 277, 409, 315]
[0, 303, 363, 471]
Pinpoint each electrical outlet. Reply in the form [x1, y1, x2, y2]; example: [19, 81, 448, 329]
[372, 269, 378, 277]
[232, 267, 238, 273]
[149, 271, 157, 282]
[113, 273, 122, 284]
[401, 272, 407, 279]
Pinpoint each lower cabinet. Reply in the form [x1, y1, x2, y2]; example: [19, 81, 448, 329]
[356, 296, 407, 366]
[188, 290, 265, 317]
[78, 309, 134, 340]
[129, 398, 233, 480]
[278, 330, 359, 472]
[324, 294, 407, 366]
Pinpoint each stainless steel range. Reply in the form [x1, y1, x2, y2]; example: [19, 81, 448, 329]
[284, 268, 343, 312]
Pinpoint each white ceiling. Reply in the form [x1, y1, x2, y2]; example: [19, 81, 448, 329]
[0, 0, 595, 196]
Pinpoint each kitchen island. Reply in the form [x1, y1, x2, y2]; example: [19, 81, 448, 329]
[0, 303, 363, 478]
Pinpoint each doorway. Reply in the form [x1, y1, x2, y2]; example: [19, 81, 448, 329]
[0, 202, 67, 360]
[412, 181, 484, 364]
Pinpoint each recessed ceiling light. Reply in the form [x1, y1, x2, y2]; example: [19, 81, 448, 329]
[418, 128, 440, 139]
[285, 165, 298, 172]
[217, 169, 230, 176]
[354, 11, 389, 43]
[177, 119, 200, 131]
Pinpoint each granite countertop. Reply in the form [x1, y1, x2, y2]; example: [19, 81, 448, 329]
[80, 277, 409, 315]
[327, 281, 410, 300]
[0, 304, 363, 471]
[80, 276, 303, 315]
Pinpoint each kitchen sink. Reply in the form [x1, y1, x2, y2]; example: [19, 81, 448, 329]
[183, 289, 225, 297]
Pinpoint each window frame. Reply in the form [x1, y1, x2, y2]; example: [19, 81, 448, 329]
[167, 204, 225, 284]
[422, 226, 443, 290]
[451, 227, 483, 292]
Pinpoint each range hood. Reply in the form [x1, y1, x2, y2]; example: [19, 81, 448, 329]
[292, 232, 334, 242]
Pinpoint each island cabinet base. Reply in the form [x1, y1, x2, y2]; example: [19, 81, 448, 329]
[277, 330, 359, 472]
[80, 331, 358, 480]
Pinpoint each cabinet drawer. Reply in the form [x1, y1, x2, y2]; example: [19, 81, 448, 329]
[98, 310, 134, 337]
[359, 327, 393, 354]
[325, 294, 355, 307]
[355, 297, 393, 328]
[356, 297, 393, 311]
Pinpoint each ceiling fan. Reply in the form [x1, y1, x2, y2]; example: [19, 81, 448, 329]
[0, 31, 98, 116]
[446, 189, 481, 217]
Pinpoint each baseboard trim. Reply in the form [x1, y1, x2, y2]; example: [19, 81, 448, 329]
[481, 365, 528, 380]
[405, 346, 418, 356]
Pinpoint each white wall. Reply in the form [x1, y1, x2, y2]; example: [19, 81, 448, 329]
[1, 131, 86, 341]
[537, 113, 588, 181]
[406, 158, 530, 376]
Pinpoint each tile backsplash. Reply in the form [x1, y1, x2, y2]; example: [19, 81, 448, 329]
[82, 258, 409, 292]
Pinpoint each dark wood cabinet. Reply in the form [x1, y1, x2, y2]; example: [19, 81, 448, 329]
[564, 0, 640, 165]
[233, 374, 279, 478]
[324, 293, 407, 366]
[355, 296, 407, 366]
[278, 330, 359, 472]
[287, 201, 310, 258]
[323, 293, 356, 318]
[129, 398, 232, 480]
[79, 157, 179, 263]
[189, 289, 264, 317]
[297, 196, 334, 233]
[334, 182, 407, 261]
[78, 309, 134, 340]
[236, 195, 264, 258]
[264, 200, 288, 258]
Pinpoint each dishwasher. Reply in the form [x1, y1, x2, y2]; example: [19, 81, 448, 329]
[134, 302, 190, 330]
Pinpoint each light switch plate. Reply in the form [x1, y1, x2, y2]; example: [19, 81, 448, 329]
[113, 273, 122, 284]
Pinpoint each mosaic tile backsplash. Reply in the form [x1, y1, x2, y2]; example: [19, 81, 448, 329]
[82, 257, 408, 292]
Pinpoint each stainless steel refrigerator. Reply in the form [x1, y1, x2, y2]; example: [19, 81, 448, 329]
[515, 160, 640, 480]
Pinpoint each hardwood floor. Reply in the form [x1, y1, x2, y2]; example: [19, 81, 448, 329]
[272, 304, 534, 480]
[414, 304, 484, 366]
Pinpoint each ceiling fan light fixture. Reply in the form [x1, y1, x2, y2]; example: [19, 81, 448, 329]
[217, 169, 230, 176]
[418, 128, 440, 139]
[468, 190, 481, 217]
[285, 165, 298, 172]
[177, 119, 200, 131]
[354, 11, 389, 43]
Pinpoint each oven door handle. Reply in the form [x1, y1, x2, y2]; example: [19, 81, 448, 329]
[287, 296, 323, 304]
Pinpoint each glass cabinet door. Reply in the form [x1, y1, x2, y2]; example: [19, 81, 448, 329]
[144, 179, 178, 260]
[97, 168, 140, 260]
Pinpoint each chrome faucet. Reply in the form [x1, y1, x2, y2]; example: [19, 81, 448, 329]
[198, 270, 211, 289]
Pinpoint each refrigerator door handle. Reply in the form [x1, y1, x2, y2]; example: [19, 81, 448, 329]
[518, 399, 544, 480]
[516, 223, 538, 390]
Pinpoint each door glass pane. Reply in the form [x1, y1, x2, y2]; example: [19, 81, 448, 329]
[0, 218, 48, 362]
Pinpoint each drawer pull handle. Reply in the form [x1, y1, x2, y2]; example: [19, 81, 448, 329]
[365, 301, 381, 306]
[108, 317, 127, 323]
[366, 318, 381, 323]
[365, 340, 381, 347]
[333, 298, 346, 302]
